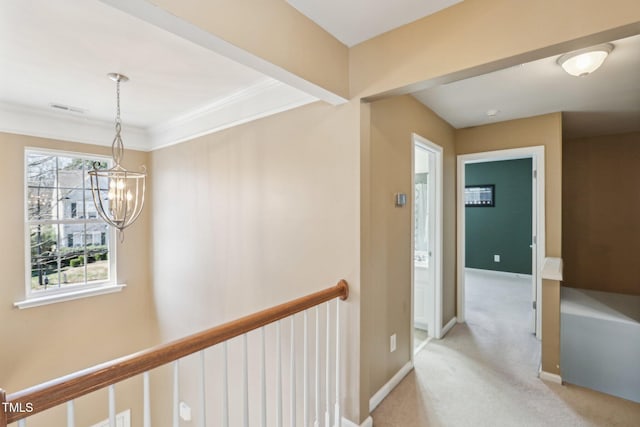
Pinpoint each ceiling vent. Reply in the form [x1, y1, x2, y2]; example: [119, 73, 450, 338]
[49, 103, 86, 114]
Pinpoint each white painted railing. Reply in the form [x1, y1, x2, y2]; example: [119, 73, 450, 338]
[0, 280, 349, 427]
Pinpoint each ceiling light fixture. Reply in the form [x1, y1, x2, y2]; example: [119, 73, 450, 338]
[89, 73, 146, 240]
[557, 43, 614, 77]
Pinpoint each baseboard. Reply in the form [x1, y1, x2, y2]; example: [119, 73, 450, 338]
[466, 267, 532, 280]
[369, 361, 413, 412]
[441, 316, 457, 337]
[539, 370, 563, 384]
[342, 415, 373, 427]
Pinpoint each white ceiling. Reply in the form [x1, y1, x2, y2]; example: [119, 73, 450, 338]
[0, 0, 317, 151]
[412, 33, 640, 139]
[2, 0, 638, 152]
[287, 0, 462, 47]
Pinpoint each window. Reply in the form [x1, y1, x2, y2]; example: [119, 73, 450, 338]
[19, 149, 122, 308]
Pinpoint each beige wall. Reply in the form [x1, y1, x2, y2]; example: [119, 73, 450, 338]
[563, 132, 640, 296]
[362, 95, 455, 406]
[456, 113, 563, 374]
[350, 0, 640, 97]
[0, 132, 158, 426]
[150, 0, 349, 99]
[150, 100, 363, 422]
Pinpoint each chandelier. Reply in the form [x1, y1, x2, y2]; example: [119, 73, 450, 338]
[89, 73, 146, 239]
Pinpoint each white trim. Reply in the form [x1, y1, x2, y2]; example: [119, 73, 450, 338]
[148, 79, 316, 151]
[3, 82, 317, 152]
[414, 335, 432, 355]
[457, 146, 545, 341]
[411, 134, 444, 348]
[14, 283, 126, 309]
[441, 316, 458, 337]
[465, 267, 533, 280]
[1, 101, 149, 151]
[369, 361, 413, 412]
[541, 257, 563, 281]
[539, 370, 563, 384]
[341, 416, 373, 427]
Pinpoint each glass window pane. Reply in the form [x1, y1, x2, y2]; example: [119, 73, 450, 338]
[59, 188, 85, 219]
[85, 190, 107, 219]
[29, 224, 60, 291]
[86, 223, 109, 283]
[57, 156, 84, 189]
[58, 222, 87, 286]
[26, 151, 113, 293]
[27, 187, 57, 220]
[27, 154, 56, 188]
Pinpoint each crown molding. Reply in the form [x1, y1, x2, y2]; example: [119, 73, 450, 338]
[0, 101, 150, 150]
[1, 80, 317, 151]
[147, 78, 317, 150]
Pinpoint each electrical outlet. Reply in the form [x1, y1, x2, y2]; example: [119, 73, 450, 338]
[179, 401, 192, 421]
[390, 333, 397, 352]
[494, 254, 500, 262]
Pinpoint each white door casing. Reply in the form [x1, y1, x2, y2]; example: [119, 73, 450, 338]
[456, 146, 545, 340]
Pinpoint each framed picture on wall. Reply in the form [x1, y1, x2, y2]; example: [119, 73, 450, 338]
[465, 184, 495, 207]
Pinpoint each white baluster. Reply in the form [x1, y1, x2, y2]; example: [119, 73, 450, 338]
[173, 361, 179, 427]
[314, 306, 320, 427]
[261, 327, 267, 427]
[223, 341, 229, 427]
[200, 350, 207, 427]
[290, 316, 296, 427]
[66, 400, 75, 427]
[243, 333, 249, 427]
[325, 303, 331, 427]
[143, 371, 151, 427]
[17, 420, 26, 427]
[334, 300, 341, 427]
[276, 321, 283, 427]
[108, 385, 116, 427]
[304, 310, 309, 427]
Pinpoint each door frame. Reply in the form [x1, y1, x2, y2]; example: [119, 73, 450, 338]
[456, 146, 545, 339]
[411, 134, 444, 352]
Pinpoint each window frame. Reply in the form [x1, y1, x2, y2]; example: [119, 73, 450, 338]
[16, 147, 123, 309]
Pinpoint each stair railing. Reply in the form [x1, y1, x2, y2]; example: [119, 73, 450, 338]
[1, 280, 349, 427]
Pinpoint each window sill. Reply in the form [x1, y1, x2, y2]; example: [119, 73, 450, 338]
[14, 283, 126, 309]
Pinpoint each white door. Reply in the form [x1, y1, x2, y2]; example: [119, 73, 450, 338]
[531, 161, 538, 335]
[414, 146, 436, 335]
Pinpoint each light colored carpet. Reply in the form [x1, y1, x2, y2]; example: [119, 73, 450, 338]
[372, 269, 640, 426]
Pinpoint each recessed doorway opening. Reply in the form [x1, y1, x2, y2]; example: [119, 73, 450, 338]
[411, 134, 443, 356]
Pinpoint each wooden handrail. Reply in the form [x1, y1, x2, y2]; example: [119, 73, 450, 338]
[0, 390, 7, 427]
[3, 280, 348, 424]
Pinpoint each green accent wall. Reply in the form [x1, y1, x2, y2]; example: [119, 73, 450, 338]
[465, 158, 532, 274]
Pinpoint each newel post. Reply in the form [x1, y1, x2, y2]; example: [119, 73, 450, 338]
[0, 388, 8, 427]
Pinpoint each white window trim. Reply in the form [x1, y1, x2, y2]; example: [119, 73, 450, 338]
[14, 283, 126, 309]
[20, 147, 119, 308]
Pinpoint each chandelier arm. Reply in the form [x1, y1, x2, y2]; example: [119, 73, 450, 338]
[125, 176, 146, 227]
[89, 72, 146, 236]
[90, 172, 118, 229]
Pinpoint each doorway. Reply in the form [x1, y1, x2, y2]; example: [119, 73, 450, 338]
[412, 134, 443, 355]
[457, 146, 545, 339]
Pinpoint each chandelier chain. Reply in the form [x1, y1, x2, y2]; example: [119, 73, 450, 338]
[112, 76, 124, 166]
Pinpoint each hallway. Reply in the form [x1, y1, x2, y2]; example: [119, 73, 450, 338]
[372, 269, 640, 426]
